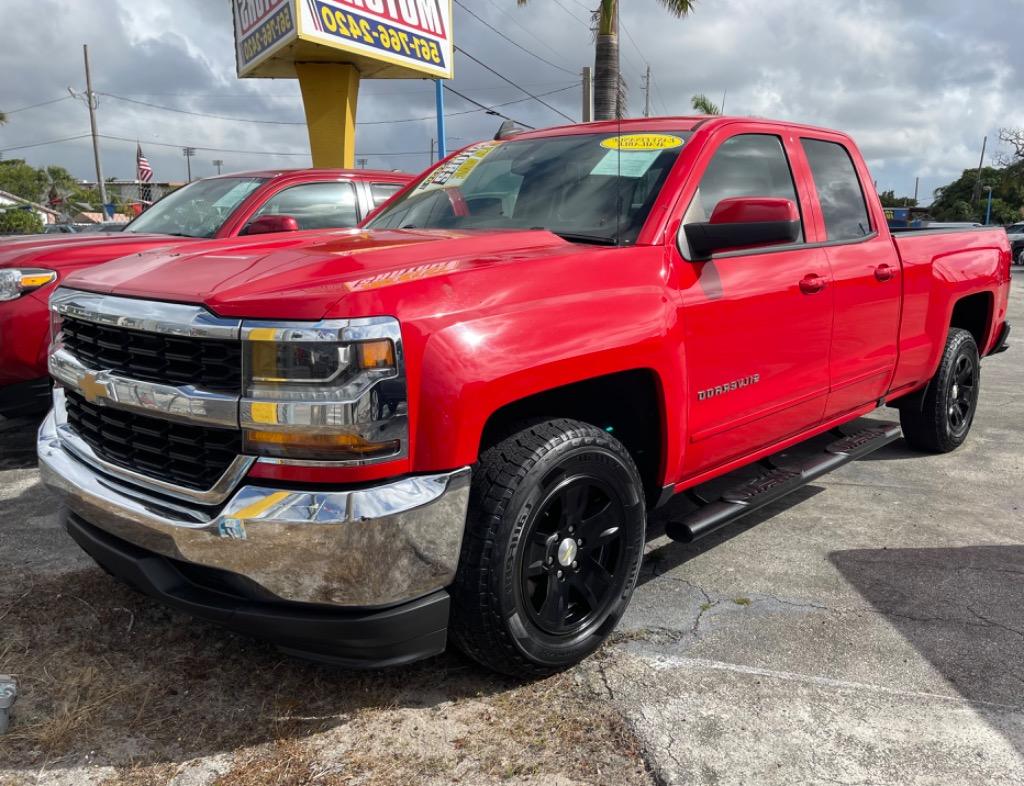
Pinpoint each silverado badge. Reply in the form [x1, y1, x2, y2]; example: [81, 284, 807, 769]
[698, 374, 761, 401]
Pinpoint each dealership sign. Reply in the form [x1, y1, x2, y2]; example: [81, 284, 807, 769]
[233, 0, 454, 79]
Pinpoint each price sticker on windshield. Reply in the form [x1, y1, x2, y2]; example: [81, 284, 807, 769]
[415, 142, 501, 193]
[600, 133, 684, 151]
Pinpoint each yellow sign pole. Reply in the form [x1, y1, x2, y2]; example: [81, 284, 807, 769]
[296, 62, 360, 169]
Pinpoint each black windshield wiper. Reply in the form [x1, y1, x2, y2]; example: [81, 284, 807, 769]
[547, 230, 618, 246]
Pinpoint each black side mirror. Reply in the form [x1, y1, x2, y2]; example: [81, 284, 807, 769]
[685, 197, 801, 259]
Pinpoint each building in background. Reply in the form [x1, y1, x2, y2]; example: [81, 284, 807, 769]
[0, 189, 61, 225]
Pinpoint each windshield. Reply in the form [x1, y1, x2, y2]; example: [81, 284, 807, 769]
[125, 177, 266, 238]
[366, 131, 691, 245]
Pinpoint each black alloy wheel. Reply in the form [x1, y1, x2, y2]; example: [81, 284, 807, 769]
[900, 327, 981, 453]
[520, 475, 628, 636]
[946, 353, 977, 437]
[449, 418, 646, 677]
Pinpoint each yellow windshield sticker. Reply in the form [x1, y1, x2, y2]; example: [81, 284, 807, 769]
[415, 142, 501, 193]
[600, 133, 684, 151]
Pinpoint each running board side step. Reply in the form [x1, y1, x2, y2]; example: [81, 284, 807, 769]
[664, 423, 902, 543]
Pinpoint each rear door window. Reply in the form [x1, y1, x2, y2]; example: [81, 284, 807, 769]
[801, 139, 872, 241]
[370, 182, 404, 207]
[249, 181, 359, 230]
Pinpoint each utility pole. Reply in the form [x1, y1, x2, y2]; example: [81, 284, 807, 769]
[212, 159, 223, 175]
[182, 147, 196, 181]
[971, 135, 987, 205]
[430, 137, 435, 165]
[642, 65, 651, 118]
[581, 66, 593, 123]
[914, 176, 919, 204]
[82, 45, 108, 218]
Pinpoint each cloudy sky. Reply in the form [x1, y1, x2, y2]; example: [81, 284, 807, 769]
[1, 0, 1022, 204]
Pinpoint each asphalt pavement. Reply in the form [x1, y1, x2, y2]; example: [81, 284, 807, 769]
[1, 272, 1021, 785]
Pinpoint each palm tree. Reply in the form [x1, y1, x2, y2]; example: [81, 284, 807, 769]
[517, 0, 696, 121]
[690, 93, 720, 115]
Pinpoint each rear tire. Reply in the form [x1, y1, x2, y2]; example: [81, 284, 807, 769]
[449, 419, 645, 677]
[899, 328, 980, 453]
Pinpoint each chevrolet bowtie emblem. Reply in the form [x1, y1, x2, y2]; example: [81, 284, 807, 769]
[78, 371, 108, 404]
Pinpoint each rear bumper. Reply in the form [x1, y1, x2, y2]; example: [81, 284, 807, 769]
[66, 512, 450, 668]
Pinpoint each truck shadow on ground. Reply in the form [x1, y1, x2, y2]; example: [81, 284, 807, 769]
[830, 545, 1024, 758]
[638, 486, 826, 586]
[0, 415, 42, 470]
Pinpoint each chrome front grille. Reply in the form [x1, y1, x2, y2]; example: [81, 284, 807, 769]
[60, 315, 242, 394]
[64, 390, 241, 491]
[49, 289, 247, 502]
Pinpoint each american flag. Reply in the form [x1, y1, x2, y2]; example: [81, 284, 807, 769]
[136, 144, 153, 183]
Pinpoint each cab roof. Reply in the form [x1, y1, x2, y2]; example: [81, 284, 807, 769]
[511, 115, 851, 140]
[207, 168, 412, 181]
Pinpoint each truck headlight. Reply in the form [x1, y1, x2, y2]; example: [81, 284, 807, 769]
[0, 268, 57, 302]
[239, 319, 406, 463]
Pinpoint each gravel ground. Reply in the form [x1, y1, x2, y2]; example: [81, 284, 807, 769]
[0, 272, 1021, 785]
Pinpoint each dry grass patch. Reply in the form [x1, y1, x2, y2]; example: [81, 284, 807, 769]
[0, 567, 652, 785]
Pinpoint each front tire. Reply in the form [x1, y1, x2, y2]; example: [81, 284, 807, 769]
[450, 419, 646, 677]
[900, 328, 980, 453]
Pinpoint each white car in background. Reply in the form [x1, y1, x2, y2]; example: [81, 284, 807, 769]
[1005, 222, 1024, 265]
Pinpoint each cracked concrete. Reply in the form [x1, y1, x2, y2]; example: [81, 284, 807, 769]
[1, 277, 1022, 785]
[594, 272, 1024, 784]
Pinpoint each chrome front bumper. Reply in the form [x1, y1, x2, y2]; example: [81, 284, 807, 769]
[37, 408, 471, 608]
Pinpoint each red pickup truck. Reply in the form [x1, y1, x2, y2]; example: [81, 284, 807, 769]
[0, 168, 411, 418]
[37, 117, 1011, 676]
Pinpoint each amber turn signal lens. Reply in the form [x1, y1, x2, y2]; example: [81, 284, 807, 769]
[243, 429, 400, 461]
[358, 339, 395, 370]
[20, 272, 57, 289]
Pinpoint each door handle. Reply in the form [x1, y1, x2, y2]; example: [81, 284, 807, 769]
[799, 273, 827, 294]
[874, 264, 896, 282]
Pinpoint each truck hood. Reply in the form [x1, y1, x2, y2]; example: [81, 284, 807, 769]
[0, 232, 190, 272]
[62, 228, 581, 320]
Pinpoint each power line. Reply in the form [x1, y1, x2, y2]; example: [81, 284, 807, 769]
[96, 85, 574, 127]
[0, 133, 92, 153]
[1, 131, 428, 159]
[98, 92, 307, 125]
[455, 46, 576, 123]
[482, 0, 570, 62]
[3, 96, 74, 115]
[551, 0, 590, 26]
[454, 0, 577, 75]
[98, 134, 428, 157]
[650, 74, 671, 116]
[443, 85, 535, 128]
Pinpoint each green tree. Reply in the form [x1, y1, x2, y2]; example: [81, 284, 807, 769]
[0, 111, 7, 125]
[518, 0, 696, 120]
[878, 189, 917, 208]
[690, 93, 720, 115]
[0, 207, 44, 234]
[0, 160, 49, 202]
[929, 161, 1024, 223]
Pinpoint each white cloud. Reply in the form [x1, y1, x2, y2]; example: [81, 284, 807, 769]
[0, 0, 1020, 203]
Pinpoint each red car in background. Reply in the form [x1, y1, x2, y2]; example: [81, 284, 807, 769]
[0, 168, 412, 417]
